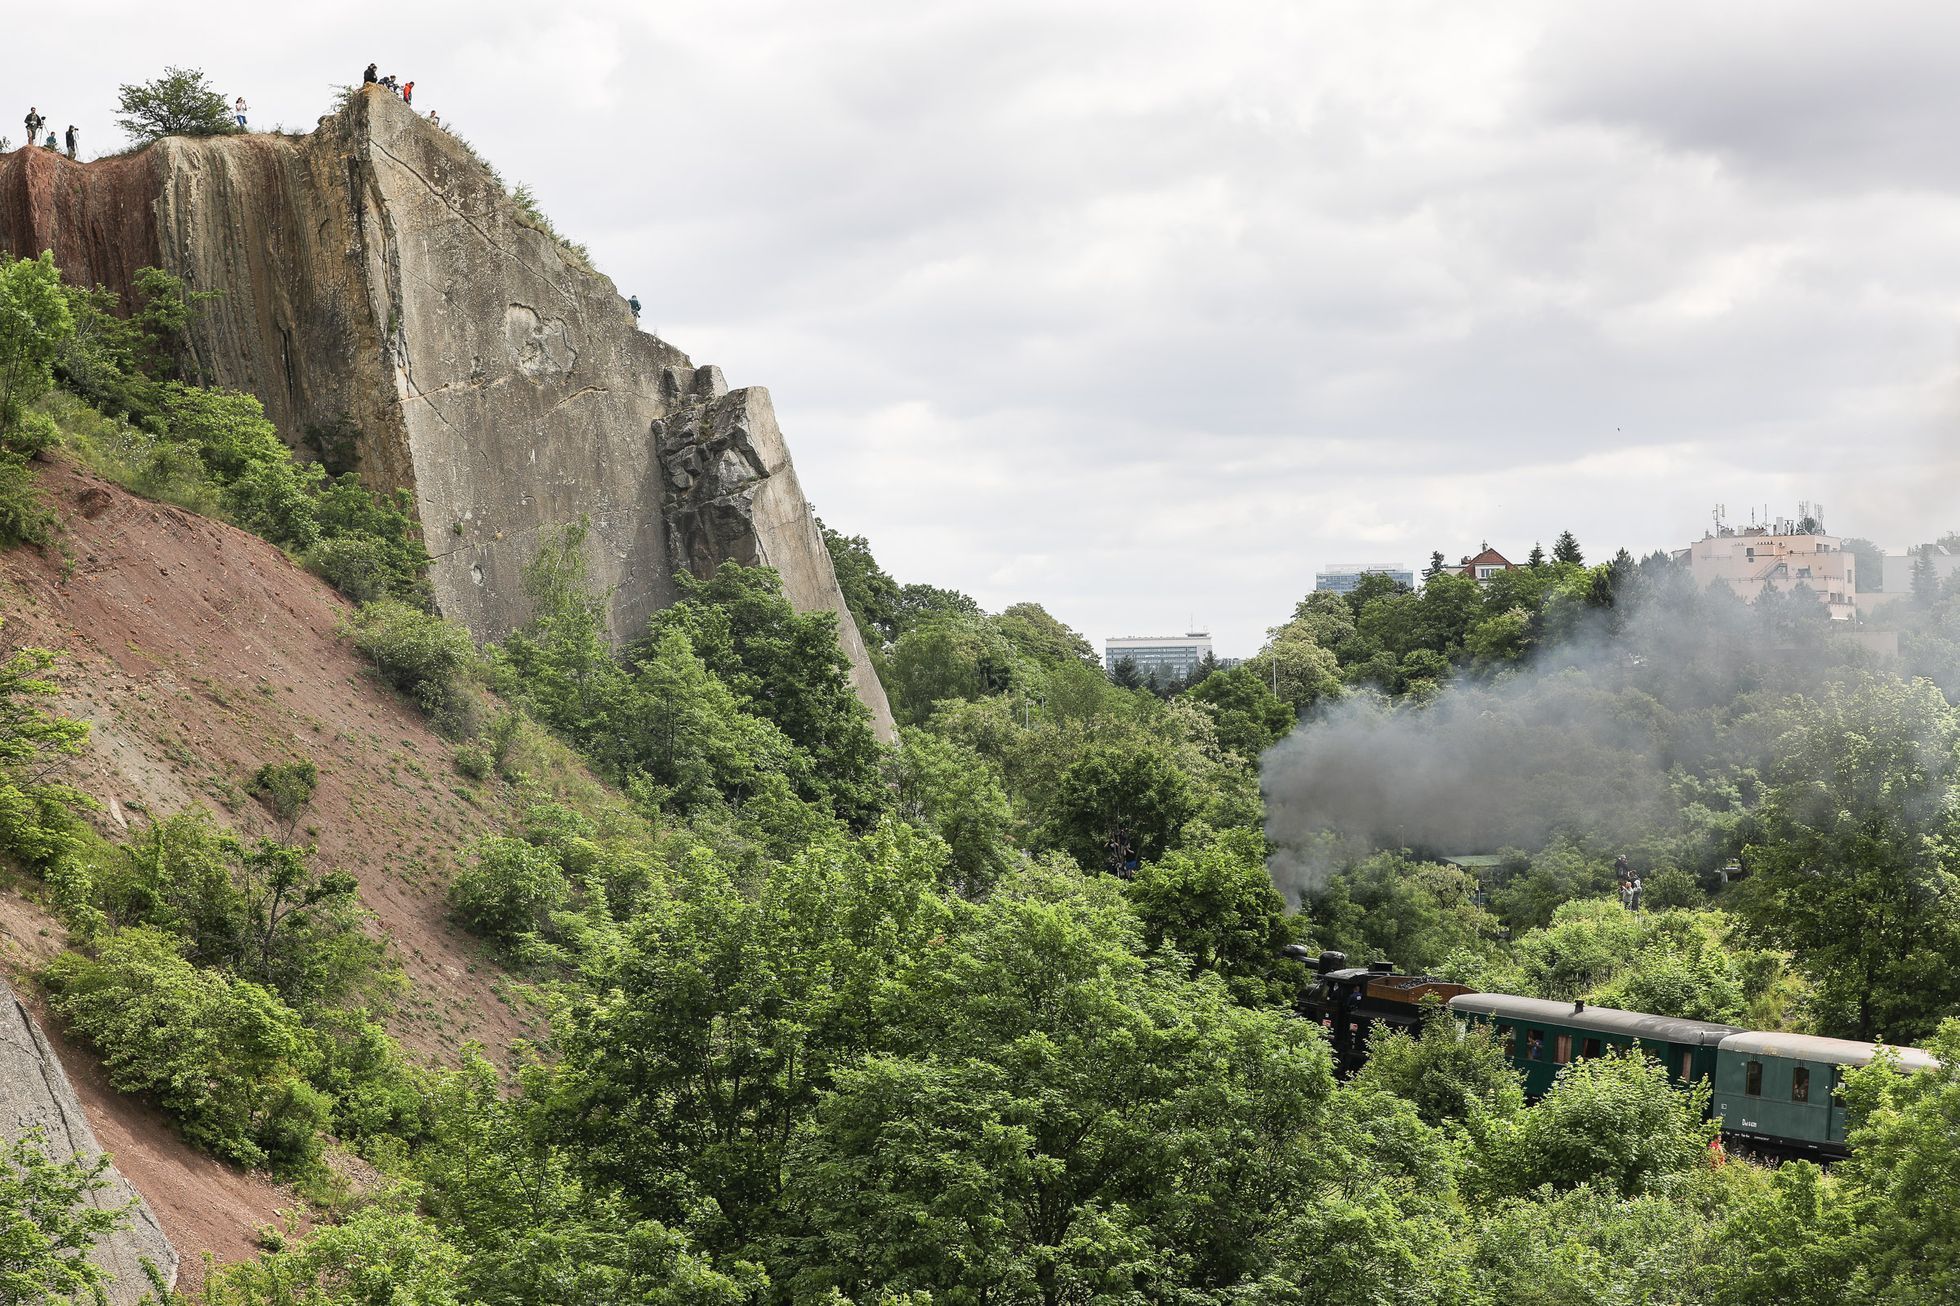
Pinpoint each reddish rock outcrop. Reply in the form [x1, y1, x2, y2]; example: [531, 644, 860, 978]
[0, 145, 161, 309]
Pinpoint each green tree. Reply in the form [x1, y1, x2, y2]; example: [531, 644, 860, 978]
[0, 629, 92, 878]
[1527, 541, 1547, 569]
[781, 866, 1339, 1304]
[114, 66, 240, 143]
[549, 823, 951, 1254]
[645, 563, 886, 825]
[1245, 622, 1343, 715]
[1552, 531, 1584, 566]
[1309, 854, 1501, 974]
[1182, 664, 1297, 760]
[886, 615, 1019, 724]
[0, 1130, 131, 1306]
[1464, 608, 1532, 672]
[890, 727, 1015, 895]
[0, 253, 74, 457]
[1736, 674, 1960, 1040]
[819, 518, 904, 648]
[1797, 1021, 1960, 1299]
[1125, 825, 1304, 1004]
[994, 602, 1099, 670]
[1287, 590, 1357, 650]
[1041, 739, 1195, 873]
[413, 1053, 759, 1306]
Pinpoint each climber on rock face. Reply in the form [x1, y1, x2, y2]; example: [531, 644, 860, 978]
[628, 295, 641, 320]
[402, 81, 414, 106]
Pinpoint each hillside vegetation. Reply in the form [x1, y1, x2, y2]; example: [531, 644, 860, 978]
[6, 224, 1960, 1301]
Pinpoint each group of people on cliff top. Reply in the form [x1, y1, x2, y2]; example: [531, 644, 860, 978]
[362, 64, 416, 107]
[21, 108, 77, 159]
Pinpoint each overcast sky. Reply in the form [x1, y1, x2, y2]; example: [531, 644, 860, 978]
[14, 1, 1960, 653]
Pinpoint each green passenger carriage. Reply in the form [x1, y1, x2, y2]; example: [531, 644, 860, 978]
[1448, 993, 1739, 1099]
[1711, 1031, 1938, 1159]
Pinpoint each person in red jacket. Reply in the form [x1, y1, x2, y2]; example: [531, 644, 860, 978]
[402, 81, 414, 106]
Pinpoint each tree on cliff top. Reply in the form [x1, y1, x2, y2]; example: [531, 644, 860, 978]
[116, 67, 240, 144]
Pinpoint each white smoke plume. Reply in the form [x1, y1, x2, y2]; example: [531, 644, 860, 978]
[1259, 563, 1936, 906]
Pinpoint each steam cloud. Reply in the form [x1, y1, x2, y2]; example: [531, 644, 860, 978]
[1259, 565, 1950, 906]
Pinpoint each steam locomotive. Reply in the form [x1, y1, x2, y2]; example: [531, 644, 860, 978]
[1287, 945, 1937, 1160]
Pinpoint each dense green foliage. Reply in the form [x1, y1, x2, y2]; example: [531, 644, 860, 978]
[45, 928, 333, 1172]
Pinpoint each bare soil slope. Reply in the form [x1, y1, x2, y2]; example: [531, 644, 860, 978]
[0, 458, 572, 1272]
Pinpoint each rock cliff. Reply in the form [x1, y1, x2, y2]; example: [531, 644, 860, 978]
[0, 979, 177, 1302]
[0, 90, 892, 736]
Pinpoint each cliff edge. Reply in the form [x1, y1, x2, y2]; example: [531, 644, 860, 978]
[0, 89, 893, 737]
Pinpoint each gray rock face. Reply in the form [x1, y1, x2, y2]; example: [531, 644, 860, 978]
[44, 88, 892, 737]
[0, 982, 177, 1302]
[658, 385, 889, 725]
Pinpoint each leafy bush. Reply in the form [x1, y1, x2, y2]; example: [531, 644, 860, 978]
[46, 928, 331, 1172]
[343, 600, 478, 732]
[0, 454, 53, 546]
[449, 836, 571, 943]
[0, 632, 93, 877]
[1474, 1050, 1715, 1200]
[1356, 1016, 1525, 1128]
[452, 741, 493, 781]
[94, 811, 379, 1010]
[200, 1201, 467, 1305]
[251, 758, 319, 825]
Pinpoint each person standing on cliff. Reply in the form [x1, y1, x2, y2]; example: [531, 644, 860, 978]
[63, 125, 76, 159]
[234, 97, 248, 129]
[402, 81, 414, 106]
[23, 108, 42, 149]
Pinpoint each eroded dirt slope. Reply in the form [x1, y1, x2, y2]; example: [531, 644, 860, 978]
[0, 458, 573, 1272]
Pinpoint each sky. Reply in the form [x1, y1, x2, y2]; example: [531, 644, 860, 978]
[11, 1, 1960, 654]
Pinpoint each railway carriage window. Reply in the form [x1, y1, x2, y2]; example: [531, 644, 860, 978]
[1745, 1060, 1763, 1097]
[1792, 1067, 1810, 1103]
[1497, 1024, 1516, 1054]
[1526, 1030, 1545, 1060]
[1554, 1034, 1573, 1063]
[1679, 1051, 1694, 1081]
[1581, 1037, 1602, 1059]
